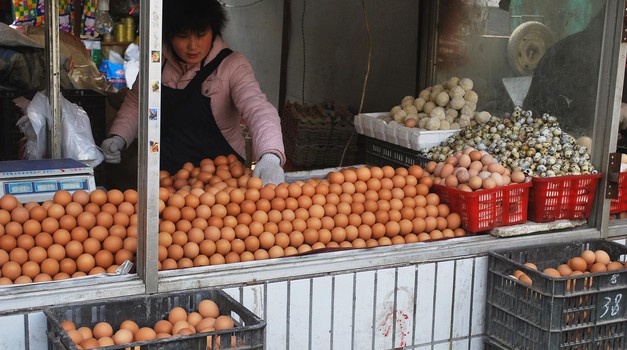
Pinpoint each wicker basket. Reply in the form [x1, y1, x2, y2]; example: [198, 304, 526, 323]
[281, 101, 357, 168]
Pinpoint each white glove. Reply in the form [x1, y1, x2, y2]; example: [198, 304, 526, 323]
[253, 153, 285, 185]
[101, 135, 126, 164]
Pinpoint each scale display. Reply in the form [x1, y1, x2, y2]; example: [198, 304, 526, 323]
[0, 158, 96, 202]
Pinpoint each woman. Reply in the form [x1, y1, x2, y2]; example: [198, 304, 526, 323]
[101, 0, 285, 185]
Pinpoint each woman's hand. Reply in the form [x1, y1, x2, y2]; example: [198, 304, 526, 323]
[253, 153, 285, 185]
[101, 135, 126, 163]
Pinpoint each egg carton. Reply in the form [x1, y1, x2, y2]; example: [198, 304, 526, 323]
[354, 112, 460, 151]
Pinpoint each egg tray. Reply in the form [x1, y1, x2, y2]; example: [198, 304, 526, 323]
[432, 182, 532, 233]
[354, 112, 461, 151]
[485, 240, 627, 350]
[527, 173, 603, 223]
[281, 101, 357, 168]
[45, 288, 265, 350]
[610, 172, 627, 214]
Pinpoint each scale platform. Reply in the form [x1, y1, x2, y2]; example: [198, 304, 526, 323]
[0, 158, 96, 203]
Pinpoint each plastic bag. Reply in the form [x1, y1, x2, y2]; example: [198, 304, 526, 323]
[99, 51, 126, 91]
[17, 91, 104, 167]
[123, 43, 140, 88]
[17, 92, 48, 159]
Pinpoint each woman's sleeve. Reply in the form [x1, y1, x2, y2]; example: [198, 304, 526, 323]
[109, 79, 140, 148]
[227, 55, 286, 165]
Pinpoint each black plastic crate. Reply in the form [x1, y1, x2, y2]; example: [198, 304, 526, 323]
[486, 240, 627, 350]
[0, 89, 106, 160]
[45, 288, 265, 350]
[357, 135, 430, 168]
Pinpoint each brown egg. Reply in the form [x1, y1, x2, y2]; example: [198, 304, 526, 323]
[214, 315, 235, 330]
[169, 306, 188, 324]
[47, 244, 66, 261]
[0, 195, 19, 211]
[543, 268, 561, 278]
[11, 206, 30, 224]
[69, 190, 88, 206]
[40, 258, 60, 276]
[607, 261, 624, 271]
[52, 190, 72, 206]
[76, 253, 96, 273]
[93, 321, 113, 339]
[77, 212, 97, 230]
[21, 261, 40, 279]
[59, 258, 77, 275]
[556, 264, 573, 276]
[88, 189, 107, 206]
[580, 250, 596, 265]
[595, 250, 611, 265]
[65, 240, 84, 259]
[569, 257, 588, 272]
[98, 337, 115, 347]
[518, 273, 533, 285]
[113, 328, 134, 345]
[153, 319, 173, 335]
[67, 329, 84, 345]
[134, 327, 157, 341]
[589, 262, 607, 273]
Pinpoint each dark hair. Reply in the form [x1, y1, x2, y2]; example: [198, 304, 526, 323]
[162, 0, 227, 42]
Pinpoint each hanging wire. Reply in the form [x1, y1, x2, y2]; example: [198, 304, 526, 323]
[218, 0, 265, 8]
[301, 0, 307, 104]
[339, 0, 372, 166]
[357, 0, 372, 116]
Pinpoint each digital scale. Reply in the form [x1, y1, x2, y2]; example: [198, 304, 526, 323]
[0, 158, 96, 203]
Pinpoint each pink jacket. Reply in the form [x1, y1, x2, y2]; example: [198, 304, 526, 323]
[110, 36, 285, 165]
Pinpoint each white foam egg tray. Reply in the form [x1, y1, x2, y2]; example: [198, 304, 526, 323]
[354, 112, 460, 151]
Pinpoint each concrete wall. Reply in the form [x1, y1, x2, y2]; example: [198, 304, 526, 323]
[224, 0, 421, 114]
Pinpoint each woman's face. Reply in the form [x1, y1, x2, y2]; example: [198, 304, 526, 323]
[171, 28, 213, 65]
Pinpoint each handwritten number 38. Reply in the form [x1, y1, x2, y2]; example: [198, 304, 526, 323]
[600, 294, 622, 319]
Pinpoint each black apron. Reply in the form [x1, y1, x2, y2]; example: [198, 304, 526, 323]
[160, 48, 243, 174]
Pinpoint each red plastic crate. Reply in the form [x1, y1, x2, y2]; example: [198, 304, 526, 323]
[528, 173, 603, 222]
[610, 172, 627, 214]
[432, 182, 532, 233]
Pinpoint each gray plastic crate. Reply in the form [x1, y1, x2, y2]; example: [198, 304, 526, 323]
[485, 240, 627, 350]
[45, 288, 265, 350]
[357, 135, 429, 168]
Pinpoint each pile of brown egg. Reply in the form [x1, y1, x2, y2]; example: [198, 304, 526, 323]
[0, 189, 138, 285]
[0, 154, 468, 284]
[61, 298, 235, 349]
[156, 155, 466, 270]
[513, 249, 625, 287]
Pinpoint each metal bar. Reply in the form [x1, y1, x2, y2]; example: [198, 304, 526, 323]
[417, 0, 439, 89]
[592, 0, 625, 238]
[278, 0, 290, 110]
[72, 0, 82, 36]
[0, 279, 145, 315]
[44, 0, 62, 158]
[136, 0, 162, 294]
[370, 270, 378, 350]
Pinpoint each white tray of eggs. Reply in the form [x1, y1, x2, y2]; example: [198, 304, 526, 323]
[354, 112, 460, 151]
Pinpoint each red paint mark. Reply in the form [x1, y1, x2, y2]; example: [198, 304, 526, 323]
[379, 309, 410, 347]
